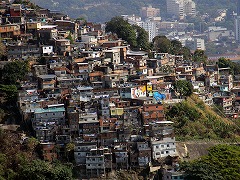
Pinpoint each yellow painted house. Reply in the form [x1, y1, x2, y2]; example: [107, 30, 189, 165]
[110, 108, 124, 116]
[27, 22, 41, 30]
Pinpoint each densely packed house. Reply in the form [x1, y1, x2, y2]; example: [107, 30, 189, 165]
[0, 1, 237, 179]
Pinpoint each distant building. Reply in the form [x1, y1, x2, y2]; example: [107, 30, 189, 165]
[194, 38, 205, 50]
[208, 26, 232, 41]
[122, 14, 142, 24]
[122, 14, 157, 42]
[140, 5, 160, 19]
[32, 104, 65, 142]
[166, 0, 196, 19]
[150, 121, 176, 159]
[235, 0, 240, 42]
[237, 0, 240, 15]
[158, 21, 193, 31]
[137, 20, 157, 42]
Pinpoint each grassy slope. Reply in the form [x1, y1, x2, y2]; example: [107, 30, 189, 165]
[165, 94, 240, 141]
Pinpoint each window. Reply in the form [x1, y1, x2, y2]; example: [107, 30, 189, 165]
[161, 151, 164, 154]
[167, 144, 170, 147]
[161, 145, 164, 148]
[166, 151, 169, 154]
[156, 146, 159, 149]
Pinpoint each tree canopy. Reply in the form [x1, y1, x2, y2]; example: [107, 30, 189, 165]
[105, 16, 150, 50]
[173, 80, 193, 97]
[192, 49, 207, 63]
[181, 145, 240, 180]
[133, 24, 150, 50]
[1, 60, 30, 85]
[66, 33, 74, 44]
[152, 36, 191, 59]
[105, 16, 137, 47]
[0, 129, 73, 180]
[0, 84, 18, 103]
[218, 57, 240, 75]
[165, 95, 239, 141]
[18, 160, 73, 180]
[0, 41, 7, 60]
[152, 36, 171, 53]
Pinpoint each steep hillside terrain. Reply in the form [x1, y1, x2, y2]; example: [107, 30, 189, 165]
[176, 141, 220, 160]
[165, 94, 240, 141]
[30, 0, 237, 22]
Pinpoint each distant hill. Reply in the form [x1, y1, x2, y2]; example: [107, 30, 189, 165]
[29, 0, 164, 22]
[29, 0, 237, 22]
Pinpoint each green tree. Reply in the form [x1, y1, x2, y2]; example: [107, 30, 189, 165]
[181, 46, 192, 60]
[0, 129, 73, 180]
[133, 25, 150, 50]
[218, 57, 232, 69]
[220, 57, 232, 67]
[152, 36, 171, 53]
[192, 49, 207, 63]
[0, 41, 7, 60]
[170, 40, 182, 54]
[0, 84, 18, 102]
[18, 160, 73, 180]
[217, 57, 240, 75]
[0, 129, 32, 180]
[181, 145, 240, 180]
[181, 160, 223, 180]
[0, 153, 7, 179]
[65, 143, 75, 162]
[2, 60, 30, 85]
[170, 40, 191, 59]
[160, 65, 175, 74]
[66, 33, 74, 44]
[173, 80, 193, 97]
[152, 36, 191, 59]
[105, 16, 137, 47]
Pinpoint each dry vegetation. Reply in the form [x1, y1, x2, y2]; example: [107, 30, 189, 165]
[165, 94, 240, 141]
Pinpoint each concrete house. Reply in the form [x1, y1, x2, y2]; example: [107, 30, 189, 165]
[151, 121, 176, 160]
[31, 104, 65, 142]
[38, 74, 56, 90]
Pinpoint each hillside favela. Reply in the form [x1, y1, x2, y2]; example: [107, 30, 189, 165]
[0, 0, 240, 179]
